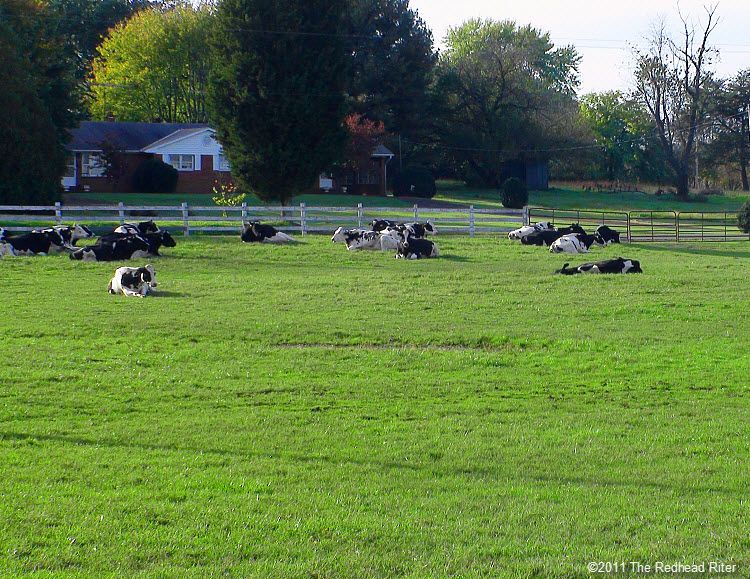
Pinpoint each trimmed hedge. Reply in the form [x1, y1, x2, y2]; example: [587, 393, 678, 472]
[132, 158, 178, 194]
[737, 200, 750, 233]
[501, 177, 528, 209]
[392, 166, 436, 199]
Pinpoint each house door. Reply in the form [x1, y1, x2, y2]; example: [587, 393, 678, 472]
[62, 154, 76, 190]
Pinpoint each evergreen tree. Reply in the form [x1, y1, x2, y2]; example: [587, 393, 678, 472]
[208, 0, 349, 205]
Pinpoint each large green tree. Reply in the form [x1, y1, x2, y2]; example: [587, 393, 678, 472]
[580, 91, 670, 183]
[633, 8, 718, 199]
[703, 70, 750, 191]
[347, 0, 436, 137]
[435, 19, 582, 187]
[0, 0, 76, 204]
[89, 4, 213, 122]
[48, 0, 152, 108]
[208, 0, 349, 205]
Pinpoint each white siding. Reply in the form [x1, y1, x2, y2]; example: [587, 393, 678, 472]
[145, 129, 227, 172]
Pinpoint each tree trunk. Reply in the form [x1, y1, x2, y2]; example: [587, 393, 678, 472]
[741, 161, 749, 192]
[676, 170, 690, 200]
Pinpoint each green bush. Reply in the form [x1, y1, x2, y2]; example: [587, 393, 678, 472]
[392, 166, 436, 198]
[737, 200, 750, 233]
[132, 158, 178, 193]
[501, 177, 528, 209]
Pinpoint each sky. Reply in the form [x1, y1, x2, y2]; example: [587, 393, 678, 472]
[409, 0, 750, 95]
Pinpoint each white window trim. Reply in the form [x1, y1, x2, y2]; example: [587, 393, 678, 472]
[167, 154, 195, 172]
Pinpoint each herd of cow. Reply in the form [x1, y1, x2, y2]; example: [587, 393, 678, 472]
[0, 215, 642, 297]
[508, 221, 642, 274]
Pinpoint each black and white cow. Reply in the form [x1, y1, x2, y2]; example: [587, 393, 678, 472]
[4, 229, 71, 256]
[241, 221, 295, 243]
[70, 235, 150, 261]
[395, 236, 440, 259]
[371, 219, 399, 232]
[142, 231, 177, 256]
[41, 224, 95, 246]
[557, 257, 642, 275]
[521, 224, 586, 247]
[114, 220, 160, 235]
[331, 227, 383, 250]
[549, 233, 601, 254]
[108, 264, 158, 297]
[0, 227, 6, 241]
[508, 221, 554, 240]
[595, 225, 621, 245]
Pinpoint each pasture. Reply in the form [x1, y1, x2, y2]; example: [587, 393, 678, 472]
[1, 235, 749, 577]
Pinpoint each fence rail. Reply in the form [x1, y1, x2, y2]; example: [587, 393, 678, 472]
[528, 207, 750, 242]
[2, 203, 747, 242]
[0, 202, 525, 237]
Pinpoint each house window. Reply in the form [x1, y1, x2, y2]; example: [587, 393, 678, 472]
[63, 155, 76, 178]
[81, 152, 105, 177]
[217, 154, 231, 172]
[168, 154, 195, 171]
[357, 170, 379, 185]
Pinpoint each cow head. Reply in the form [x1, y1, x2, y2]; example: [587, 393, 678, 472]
[71, 224, 95, 242]
[141, 264, 157, 287]
[535, 221, 553, 231]
[371, 219, 395, 232]
[623, 259, 642, 274]
[424, 221, 436, 235]
[159, 231, 177, 248]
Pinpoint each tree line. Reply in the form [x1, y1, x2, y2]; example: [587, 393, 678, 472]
[1, 0, 748, 205]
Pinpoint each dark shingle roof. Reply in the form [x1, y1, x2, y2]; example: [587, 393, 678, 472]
[66, 121, 210, 152]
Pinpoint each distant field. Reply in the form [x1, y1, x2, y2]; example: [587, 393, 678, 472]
[1, 236, 749, 576]
[65, 183, 750, 214]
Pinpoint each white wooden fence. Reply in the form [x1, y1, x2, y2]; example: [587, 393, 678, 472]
[0, 202, 527, 237]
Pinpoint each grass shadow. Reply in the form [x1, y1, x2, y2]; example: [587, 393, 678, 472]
[629, 243, 750, 259]
[151, 290, 187, 298]
[440, 254, 471, 262]
[0, 430, 740, 497]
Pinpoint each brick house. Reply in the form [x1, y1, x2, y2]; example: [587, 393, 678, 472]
[64, 121, 232, 194]
[65, 121, 397, 196]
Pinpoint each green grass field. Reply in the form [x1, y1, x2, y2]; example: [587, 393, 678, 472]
[1, 236, 749, 576]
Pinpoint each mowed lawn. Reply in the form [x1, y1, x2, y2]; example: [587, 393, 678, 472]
[1, 235, 749, 577]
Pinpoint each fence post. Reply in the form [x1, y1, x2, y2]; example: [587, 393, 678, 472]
[626, 213, 631, 243]
[523, 205, 530, 226]
[54, 201, 62, 225]
[469, 205, 475, 237]
[118, 202, 125, 225]
[357, 203, 363, 228]
[676, 212, 680, 243]
[413, 204, 419, 221]
[300, 202, 307, 236]
[241, 202, 247, 223]
[182, 202, 189, 236]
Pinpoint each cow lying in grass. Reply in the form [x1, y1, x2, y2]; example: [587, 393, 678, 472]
[241, 221, 295, 243]
[99, 230, 177, 257]
[508, 221, 554, 240]
[41, 224, 95, 246]
[70, 235, 151, 261]
[557, 257, 642, 275]
[114, 220, 160, 235]
[4, 229, 73, 256]
[549, 233, 602, 254]
[108, 264, 158, 297]
[521, 224, 586, 247]
[395, 236, 439, 259]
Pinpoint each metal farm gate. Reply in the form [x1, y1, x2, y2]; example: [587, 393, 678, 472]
[528, 208, 750, 243]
